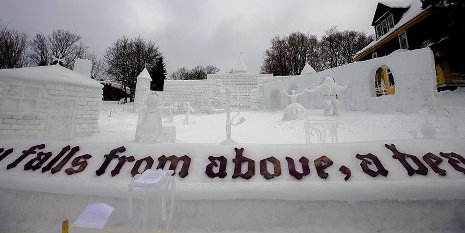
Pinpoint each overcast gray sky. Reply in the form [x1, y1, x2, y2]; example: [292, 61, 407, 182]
[0, 0, 390, 74]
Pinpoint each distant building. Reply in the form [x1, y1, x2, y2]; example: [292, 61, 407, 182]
[354, 0, 465, 89]
[100, 80, 130, 101]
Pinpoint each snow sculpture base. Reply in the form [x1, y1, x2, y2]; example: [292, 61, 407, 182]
[220, 138, 238, 145]
[128, 169, 175, 232]
[161, 125, 176, 143]
[304, 119, 338, 143]
[282, 103, 307, 121]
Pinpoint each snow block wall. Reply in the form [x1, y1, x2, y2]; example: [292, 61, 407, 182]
[1, 140, 464, 232]
[158, 79, 224, 113]
[256, 76, 291, 109]
[136, 71, 283, 112]
[264, 48, 438, 113]
[208, 73, 274, 109]
[0, 66, 102, 140]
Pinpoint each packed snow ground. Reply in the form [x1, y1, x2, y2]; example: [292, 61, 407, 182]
[1, 88, 465, 233]
[80, 88, 465, 144]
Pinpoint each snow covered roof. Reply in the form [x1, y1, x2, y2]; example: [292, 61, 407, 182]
[136, 67, 152, 80]
[301, 63, 316, 75]
[233, 53, 248, 73]
[355, 0, 425, 59]
[100, 80, 131, 94]
[0, 65, 102, 88]
[379, 0, 412, 9]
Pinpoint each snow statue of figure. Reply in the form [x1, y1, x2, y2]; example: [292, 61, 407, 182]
[306, 77, 349, 116]
[183, 102, 195, 125]
[220, 87, 245, 145]
[281, 89, 307, 121]
[135, 93, 163, 143]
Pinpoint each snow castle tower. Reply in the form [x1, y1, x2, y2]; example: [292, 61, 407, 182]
[301, 62, 316, 75]
[233, 52, 248, 73]
[134, 67, 152, 113]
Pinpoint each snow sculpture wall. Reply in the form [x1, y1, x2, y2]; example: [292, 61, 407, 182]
[158, 79, 224, 113]
[208, 73, 273, 109]
[134, 53, 286, 112]
[256, 76, 290, 109]
[264, 48, 438, 113]
[0, 65, 102, 140]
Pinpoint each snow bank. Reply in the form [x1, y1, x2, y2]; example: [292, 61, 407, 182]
[0, 139, 464, 201]
[1, 188, 463, 233]
[264, 48, 437, 113]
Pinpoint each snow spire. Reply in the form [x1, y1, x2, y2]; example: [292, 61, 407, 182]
[301, 61, 316, 75]
[233, 52, 248, 73]
[137, 67, 152, 80]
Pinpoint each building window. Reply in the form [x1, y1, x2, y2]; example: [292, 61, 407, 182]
[0, 83, 40, 113]
[382, 20, 388, 34]
[376, 24, 382, 39]
[398, 32, 409, 49]
[387, 15, 395, 29]
[375, 14, 396, 40]
[374, 66, 396, 97]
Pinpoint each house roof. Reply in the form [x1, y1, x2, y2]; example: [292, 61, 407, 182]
[372, 1, 411, 26]
[100, 80, 131, 94]
[355, 0, 426, 60]
[0, 65, 102, 88]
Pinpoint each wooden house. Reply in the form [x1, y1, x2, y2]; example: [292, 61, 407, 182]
[354, 0, 465, 89]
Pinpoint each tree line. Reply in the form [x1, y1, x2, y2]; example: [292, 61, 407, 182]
[261, 27, 373, 76]
[0, 23, 167, 102]
[1, 23, 372, 102]
[169, 65, 220, 80]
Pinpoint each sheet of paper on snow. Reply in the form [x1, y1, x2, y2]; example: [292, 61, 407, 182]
[73, 203, 115, 229]
[135, 170, 168, 184]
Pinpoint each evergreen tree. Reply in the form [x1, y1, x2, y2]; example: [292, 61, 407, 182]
[150, 56, 167, 91]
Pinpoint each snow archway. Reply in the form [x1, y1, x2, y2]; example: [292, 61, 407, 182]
[374, 65, 396, 97]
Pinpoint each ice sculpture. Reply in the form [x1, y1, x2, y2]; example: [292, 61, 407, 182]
[220, 88, 245, 145]
[184, 102, 194, 125]
[306, 77, 349, 116]
[281, 89, 306, 121]
[135, 93, 162, 143]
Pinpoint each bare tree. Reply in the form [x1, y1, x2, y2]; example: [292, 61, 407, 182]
[261, 32, 320, 76]
[319, 27, 372, 69]
[169, 65, 220, 80]
[29, 33, 49, 66]
[169, 67, 189, 80]
[91, 58, 106, 81]
[0, 24, 28, 69]
[261, 29, 371, 74]
[48, 29, 86, 68]
[105, 36, 163, 102]
[205, 65, 220, 75]
[261, 36, 289, 76]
